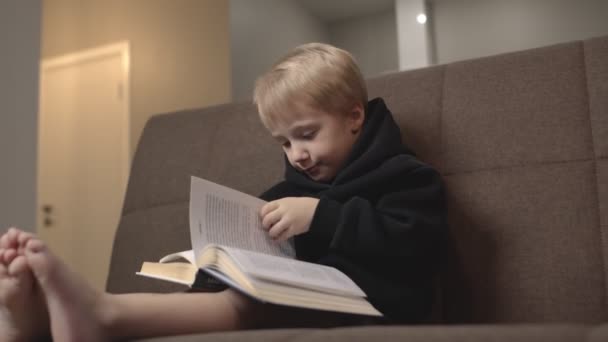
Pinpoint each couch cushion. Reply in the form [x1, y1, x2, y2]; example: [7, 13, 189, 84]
[442, 41, 592, 174]
[135, 329, 313, 342]
[588, 323, 608, 342]
[596, 159, 608, 303]
[442, 161, 606, 323]
[134, 324, 589, 342]
[369, 66, 445, 170]
[122, 102, 283, 216]
[285, 325, 589, 342]
[430, 38, 608, 323]
[107, 202, 192, 293]
[585, 36, 608, 309]
[585, 36, 608, 158]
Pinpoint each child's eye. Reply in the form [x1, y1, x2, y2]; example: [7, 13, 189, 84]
[301, 131, 317, 139]
[282, 141, 291, 149]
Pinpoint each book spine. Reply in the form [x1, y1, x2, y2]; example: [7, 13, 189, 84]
[191, 270, 228, 292]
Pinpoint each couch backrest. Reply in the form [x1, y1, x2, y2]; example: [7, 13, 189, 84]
[107, 36, 608, 323]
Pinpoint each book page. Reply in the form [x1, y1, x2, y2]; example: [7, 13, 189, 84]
[159, 250, 195, 264]
[137, 262, 197, 286]
[202, 268, 381, 316]
[189, 176, 295, 263]
[220, 246, 366, 298]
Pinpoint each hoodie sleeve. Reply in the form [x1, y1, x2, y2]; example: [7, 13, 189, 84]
[259, 181, 292, 201]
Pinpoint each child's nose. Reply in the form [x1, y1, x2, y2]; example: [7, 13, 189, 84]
[292, 145, 309, 162]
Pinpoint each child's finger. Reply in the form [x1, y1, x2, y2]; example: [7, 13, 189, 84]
[275, 229, 293, 243]
[268, 220, 289, 239]
[261, 209, 282, 230]
[260, 201, 279, 217]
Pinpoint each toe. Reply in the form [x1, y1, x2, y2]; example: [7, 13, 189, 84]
[7, 228, 20, 245]
[25, 239, 46, 253]
[7, 227, 22, 235]
[0, 262, 7, 277]
[8, 256, 30, 276]
[0, 231, 11, 249]
[17, 232, 34, 248]
[3, 249, 18, 265]
[23, 241, 52, 285]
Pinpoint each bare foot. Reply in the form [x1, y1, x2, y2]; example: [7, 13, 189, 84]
[25, 237, 112, 342]
[0, 248, 49, 342]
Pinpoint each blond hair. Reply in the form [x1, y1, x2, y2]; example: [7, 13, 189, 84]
[253, 43, 367, 128]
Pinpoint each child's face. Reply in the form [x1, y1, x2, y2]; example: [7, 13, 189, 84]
[266, 104, 364, 182]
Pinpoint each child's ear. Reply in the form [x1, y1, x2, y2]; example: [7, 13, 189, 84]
[349, 103, 365, 134]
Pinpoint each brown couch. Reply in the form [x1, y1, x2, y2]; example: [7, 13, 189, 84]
[106, 35, 608, 341]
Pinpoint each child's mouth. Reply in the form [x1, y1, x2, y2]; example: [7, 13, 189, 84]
[304, 165, 320, 176]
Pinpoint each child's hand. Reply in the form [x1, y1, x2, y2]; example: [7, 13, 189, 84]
[260, 197, 319, 242]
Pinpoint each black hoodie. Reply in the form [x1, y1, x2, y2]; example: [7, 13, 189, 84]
[260, 98, 448, 323]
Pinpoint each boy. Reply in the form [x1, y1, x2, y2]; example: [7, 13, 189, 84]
[0, 42, 447, 341]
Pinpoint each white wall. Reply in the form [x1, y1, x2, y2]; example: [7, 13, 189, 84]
[329, 10, 399, 77]
[432, 0, 608, 64]
[0, 1, 41, 234]
[230, 0, 329, 100]
[396, 0, 431, 70]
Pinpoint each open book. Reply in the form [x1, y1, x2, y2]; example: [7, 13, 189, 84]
[137, 176, 382, 317]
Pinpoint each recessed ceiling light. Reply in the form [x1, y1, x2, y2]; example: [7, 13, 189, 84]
[417, 13, 427, 24]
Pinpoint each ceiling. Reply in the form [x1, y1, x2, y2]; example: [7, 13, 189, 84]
[295, 0, 395, 23]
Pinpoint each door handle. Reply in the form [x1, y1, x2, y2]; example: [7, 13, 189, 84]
[42, 204, 54, 227]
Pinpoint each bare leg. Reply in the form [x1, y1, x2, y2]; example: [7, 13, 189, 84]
[106, 290, 255, 339]
[24, 235, 258, 341]
[18, 230, 354, 341]
[101, 287, 357, 338]
[0, 229, 49, 342]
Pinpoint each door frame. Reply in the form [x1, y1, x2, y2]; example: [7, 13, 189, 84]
[37, 41, 131, 230]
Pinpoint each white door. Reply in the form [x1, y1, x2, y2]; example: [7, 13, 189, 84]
[38, 42, 130, 291]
